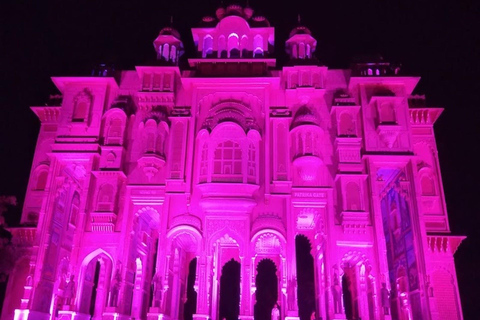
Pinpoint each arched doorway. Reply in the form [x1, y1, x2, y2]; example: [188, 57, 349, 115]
[219, 259, 241, 320]
[340, 253, 376, 320]
[183, 257, 198, 320]
[254, 259, 278, 320]
[79, 253, 112, 319]
[295, 235, 315, 320]
[342, 269, 357, 320]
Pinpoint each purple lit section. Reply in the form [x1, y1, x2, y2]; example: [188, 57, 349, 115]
[1, 3, 464, 320]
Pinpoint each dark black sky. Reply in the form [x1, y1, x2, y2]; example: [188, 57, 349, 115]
[0, 0, 479, 318]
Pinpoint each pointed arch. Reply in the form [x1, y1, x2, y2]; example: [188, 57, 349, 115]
[96, 183, 115, 212]
[346, 182, 362, 211]
[420, 174, 436, 196]
[378, 102, 396, 124]
[203, 35, 214, 57]
[69, 191, 80, 225]
[240, 35, 249, 57]
[162, 43, 170, 61]
[33, 164, 49, 190]
[73, 89, 92, 122]
[228, 33, 239, 57]
[102, 108, 127, 146]
[218, 35, 227, 58]
[339, 112, 355, 137]
[170, 44, 177, 63]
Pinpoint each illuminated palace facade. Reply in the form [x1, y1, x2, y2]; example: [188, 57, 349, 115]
[2, 4, 464, 320]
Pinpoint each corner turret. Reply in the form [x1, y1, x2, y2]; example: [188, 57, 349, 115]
[153, 22, 184, 66]
[285, 16, 319, 65]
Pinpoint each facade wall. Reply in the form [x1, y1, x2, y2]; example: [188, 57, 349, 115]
[1, 6, 463, 320]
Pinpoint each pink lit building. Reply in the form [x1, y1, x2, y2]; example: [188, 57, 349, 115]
[1, 4, 464, 320]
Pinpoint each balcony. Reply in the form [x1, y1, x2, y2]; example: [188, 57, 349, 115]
[90, 212, 117, 232]
[292, 155, 322, 182]
[137, 153, 166, 181]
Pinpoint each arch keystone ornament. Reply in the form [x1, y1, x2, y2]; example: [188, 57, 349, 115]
[4, 4, 465, 320]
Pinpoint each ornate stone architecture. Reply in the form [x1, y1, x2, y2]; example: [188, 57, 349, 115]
[1, 4, 464, 320]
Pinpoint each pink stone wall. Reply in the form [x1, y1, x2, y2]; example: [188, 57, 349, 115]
[2, 5, 464, 320]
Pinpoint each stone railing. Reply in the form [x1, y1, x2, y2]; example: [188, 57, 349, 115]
[409, 108, 443, 125]
[8, 227, 36, 247]
[426, 235, 465, 254]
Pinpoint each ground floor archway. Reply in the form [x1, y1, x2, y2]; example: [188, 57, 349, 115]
[219, 259, 241, 320]
[254, 259, 278, 320]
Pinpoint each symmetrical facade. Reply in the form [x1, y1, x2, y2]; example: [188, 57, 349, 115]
[1, 4, 464, 320]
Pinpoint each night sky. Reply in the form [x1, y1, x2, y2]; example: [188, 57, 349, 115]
[1, 0, 479, 318]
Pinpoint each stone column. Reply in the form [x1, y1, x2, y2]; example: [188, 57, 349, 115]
[193, 255, 210, 320]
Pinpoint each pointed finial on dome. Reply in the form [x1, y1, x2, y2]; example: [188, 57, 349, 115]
[297, 14, 301, 24]
[170, 16, 174, 26]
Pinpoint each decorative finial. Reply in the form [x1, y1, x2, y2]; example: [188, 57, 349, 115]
[298, 14, 301, 24]
[170, 16, 173, 26]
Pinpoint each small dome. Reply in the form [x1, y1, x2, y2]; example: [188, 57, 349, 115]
[243, 6, 254, 19]
[226, 4, 243, 16]
[202, 16, 215, 22]
[293, 106, 319, 127]
[215, 7, 226, 20]
[200, 16, 217, 27]
[250, 16, 270, 27]
[289, 25, 312, 38]
[159, 27, 181, 40]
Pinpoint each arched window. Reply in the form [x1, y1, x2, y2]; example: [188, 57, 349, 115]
[378, 102, 396, 124]
[157, 45, 162, 58]
[212, 140, 242, 182]
[367, 68, 373, 76]
[69, 192, 80, 226]
[106, 152, 116, 165]
[346, 182, 362, 211]
[339, 113, 355, 136]
[296, 133, 304, 157]
[305, 131, 313, 155]
[162, 43, 170, 61]
[96, 184, 115, 212]
[240, 35, 248, 57]
[72, 89, 92, 122]
[105, 118, 124, 145]
[290, 73, 298, 88]
[253, 35, 263, 52]
[145, 119, 157, 153]
[228, 34, 240, 58]
[73, 101, 88, 122]
[299, 42, 306, 59]
[143, 73, 152, 91]
[421, 175, 436, 196]
[34, 168, 49, 190]
[292, 44, 298, 59]
[301, 72, 310, 87]
[156, 123, 168, 157]
[306, 44, 311, 58]
[203, 35, 213, 58]
[170, 45, 177, 63]
[218, 35, 227, 58]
